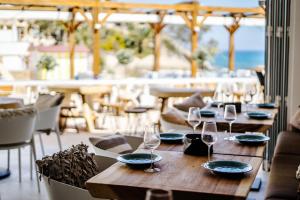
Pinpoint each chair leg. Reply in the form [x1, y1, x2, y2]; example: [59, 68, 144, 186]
[30, 146, 33, 180]
[18, 148, 21, 183]
[7, 150, 10, 170]
[31, 140, 40, 193]
[55, 125, 63, 151]
[38, 133, 45, 156]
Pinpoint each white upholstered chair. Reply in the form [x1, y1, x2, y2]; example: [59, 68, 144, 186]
[0, 107, 40, 191]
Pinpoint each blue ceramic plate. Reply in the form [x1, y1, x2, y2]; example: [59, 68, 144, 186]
[160, 133, 184, 142]
[202, 160, 253, 175]
[117, 153, 162, 167]
[247, 111, 272, 120]
[233, 134, 270, 145]
[257, 103, 276, 109]
[200, 110, 216, 118]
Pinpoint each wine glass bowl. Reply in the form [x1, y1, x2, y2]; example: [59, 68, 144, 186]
[144, 125, 161, 173]
[224, 105, 237, 135]
[201, 121, 218, 162]
[187, 107, 201, 134]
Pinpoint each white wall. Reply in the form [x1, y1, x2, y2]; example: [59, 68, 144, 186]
[288, 0, 300, 119]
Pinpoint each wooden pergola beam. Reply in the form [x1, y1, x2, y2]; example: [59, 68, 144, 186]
[224, 15, 243, 72]
[150, 12, 166, 72]
[190, 2, 198, 77]
[63, 8, 82, 79]
[0, 0, 265, 15]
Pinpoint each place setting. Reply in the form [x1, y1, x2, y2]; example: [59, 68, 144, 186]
[199, 121, 254, 177]
[117, 124, 162, 172]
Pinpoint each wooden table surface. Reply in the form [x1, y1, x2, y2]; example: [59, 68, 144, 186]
[158, 132, 265, 158]
[86, 150, 262, 200]
[180, 105, 278, 133]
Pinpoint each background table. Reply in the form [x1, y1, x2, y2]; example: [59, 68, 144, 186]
[158, 132, 265, 158]
[87, 151, 262, 200]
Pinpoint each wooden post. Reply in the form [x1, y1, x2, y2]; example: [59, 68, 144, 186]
[65, 9, 83, 79]
[153, 30, 161, 71]
[151, 12, 166, 72]
[224, 15, 242, 72]
[92, 7, 101, 77]
[190, 2, 198, 77]
[68, 10, 76, 79]
[69, 30, 76, 79]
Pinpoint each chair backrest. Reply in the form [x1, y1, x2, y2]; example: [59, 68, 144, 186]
[91, 135, 143, 159]
[35, 105, 61, 130]
[256, 71, 265, 87]
[35, 93, 64, 111]
[0, 107, 36, 146]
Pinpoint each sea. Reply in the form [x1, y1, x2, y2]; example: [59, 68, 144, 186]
[212, 50, 265, 69]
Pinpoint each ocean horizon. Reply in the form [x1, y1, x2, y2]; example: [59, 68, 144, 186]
[212, 50, 265, 69]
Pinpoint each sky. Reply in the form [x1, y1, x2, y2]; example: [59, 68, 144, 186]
[120, 0, 265, 51]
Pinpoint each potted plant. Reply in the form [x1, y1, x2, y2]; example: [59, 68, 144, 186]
[36, 55, 58, 80]
[36, 144, 108, 200]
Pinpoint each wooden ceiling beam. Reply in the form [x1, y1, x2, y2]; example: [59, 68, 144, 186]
[0, 1, 265, 16]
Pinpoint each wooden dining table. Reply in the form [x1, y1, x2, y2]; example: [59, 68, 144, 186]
[86, 132, 265, 200]
[196, 104, 278, 133]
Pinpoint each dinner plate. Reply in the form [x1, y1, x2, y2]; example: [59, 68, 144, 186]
[232, 134, 270, 145]
[160, 133, 184, 143]
[202, 160, 253, 175]
[200, 110, 216, 118]
[257, 103, 276, 109]
[117, 153, 162, 168]
[247, 111, 272, 120]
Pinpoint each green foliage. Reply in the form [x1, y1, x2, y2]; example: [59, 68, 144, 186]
[116, 49, 133, 65]
[101, 28, 126, 51]
[31, 21, 67, 44]
[36, 55, 58, 71]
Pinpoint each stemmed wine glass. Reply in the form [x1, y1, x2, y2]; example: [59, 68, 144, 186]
[222, 84, 233, 102]
[187, 107, 201, 134]
[224, 105, 237, 135]
[144, 124, 161, 173]
[145, 189, 173, 200]
[249, 84, 257, 103]
[213, 91, 223, 119]
[201, 121, 218, 162]
[243, 91, 252, 112]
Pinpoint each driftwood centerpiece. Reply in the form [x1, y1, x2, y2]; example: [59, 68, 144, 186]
[36, 144, 99, 189]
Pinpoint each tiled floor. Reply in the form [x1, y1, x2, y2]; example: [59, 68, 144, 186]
[0, 131, 269, 200]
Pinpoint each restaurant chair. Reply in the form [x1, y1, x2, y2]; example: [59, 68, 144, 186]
[0, 107, 40, 191]
[35, 93, 64, 155]
[89, 135, 143, 159]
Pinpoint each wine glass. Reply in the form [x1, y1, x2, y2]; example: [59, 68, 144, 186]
[222, 84, 233, 102]
[224, 105, 237, 135]
[144, 124, 161, 173]
[249, 84, 257, 103]
[243, 91, 252, 112]
[187, 107, 201, 134]
[213, 91, 223, 119]
[201, 121, 218, 162]
[145, 189, 173, 200]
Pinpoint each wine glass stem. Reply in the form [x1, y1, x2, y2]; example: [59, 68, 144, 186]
[229, 122, 232, 135]
[150, 149, 154, 169]
[193, 126, 196, 134]
[208, 145, 211, 162]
